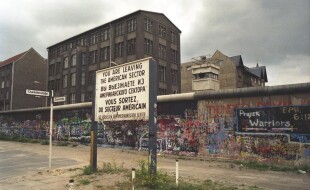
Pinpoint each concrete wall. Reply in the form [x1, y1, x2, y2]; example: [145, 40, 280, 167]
[1, 83, 309, 165]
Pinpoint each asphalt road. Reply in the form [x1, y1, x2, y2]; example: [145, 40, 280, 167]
[0, 141, 78, 181]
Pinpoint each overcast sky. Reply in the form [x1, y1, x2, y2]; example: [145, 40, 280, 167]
[0, 0, 309, 86]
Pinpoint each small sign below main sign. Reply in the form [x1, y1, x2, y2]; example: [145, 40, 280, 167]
[54, 96, 66, 102]
[26, 89, 50, 97]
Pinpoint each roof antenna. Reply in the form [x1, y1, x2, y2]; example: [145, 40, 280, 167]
[256, 56, 259, 67]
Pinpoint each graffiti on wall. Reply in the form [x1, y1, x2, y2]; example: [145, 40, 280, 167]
[237, 105, 310, 143]
[1, 99, 310, 163]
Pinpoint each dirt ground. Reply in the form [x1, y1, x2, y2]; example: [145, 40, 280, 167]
[0, 141, 309, 190]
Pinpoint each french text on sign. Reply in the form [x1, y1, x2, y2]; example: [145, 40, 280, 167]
[95, 58, 153, 121]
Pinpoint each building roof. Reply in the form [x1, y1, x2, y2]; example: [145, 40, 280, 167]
[229, 55, 244, 67]
[249, 65, 268, 82]
[0, 51, 28, 68]
[47, 10, 181, 49]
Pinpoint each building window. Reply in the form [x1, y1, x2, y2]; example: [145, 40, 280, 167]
[159, 25, 166, 38]
[144, 38, 153, 55]
[55, 79, 60, 91]
[81, 53, 87, 65]
[171, 69, 178, 85]
[158, 88, 167, 95]
[171, 31, 177, 43]
[71, 54, 77, 66]
[158, 44, 166, 59]
[71, 73, 76, 86]
[56, 47, 60, 56]
[101, 28, 110, 41]
[81, 72, 86, 86]
[6, 91, 9, 100]
[159, 65, 166, 82]
[67, 42, 73, 50]
[49, 64, 55, 75]
[78, 37, 87, 46]
[89, 50, 98, 64]
[115, 42, 124, 57]
[88, 71, 94, 85]
[100, 46, 110, 61]
[63, 74, 68, 88]
[127, 18, 136, 32]
[171, 49, 177, 63]
[56, 62, 61, 74]
[70, 93, 76, 104]
[88, 91, 93, 102]
[90, 33, 98, 45]
[127, 38, 136, 55]
[193, 72, 218, 80]
[115, 22, 124, 36]
[144, 18, 153, 32]
[5, 80, 9, 88]
[1, 81, 4, 88]
[48, 80, 54, 91]
[64, 57, 69, 69]
[81, 93, 85, 102]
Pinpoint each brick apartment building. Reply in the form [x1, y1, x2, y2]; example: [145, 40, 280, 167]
[0, 48, 47, 110]
[181, 50, 268, 93]
[47, 10, 181, 105]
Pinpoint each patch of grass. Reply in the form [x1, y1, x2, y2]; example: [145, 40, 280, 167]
[29, 139, 40, 143]
[71, 143, 78, 147]
[248, 185, 264, 190]
[17, 137, 30, 143]
[101, 162, 127, 174]
[79, 179, 90, 185]
[56, 141, 69, 146]
[234, 160, 310, 173]
[40, 140, 49, 145]
[116, 160, 242, 190]
[82, 165, 95, 175]
[0, 135, 12, 141]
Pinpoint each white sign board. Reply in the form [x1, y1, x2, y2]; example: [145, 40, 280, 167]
[54, 96, 66, 102]
[26, 89, 50, 97]
[95, 58, 151, 121]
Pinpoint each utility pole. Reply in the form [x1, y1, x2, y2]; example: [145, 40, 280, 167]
[90, 73, 97, 171]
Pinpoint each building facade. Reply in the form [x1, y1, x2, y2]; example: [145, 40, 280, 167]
[47, 10, 181, 105]
[181, 50, 268, 93]
[0, 48, 47, 110]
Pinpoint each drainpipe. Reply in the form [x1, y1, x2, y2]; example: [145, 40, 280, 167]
[10, 62, 15, 110]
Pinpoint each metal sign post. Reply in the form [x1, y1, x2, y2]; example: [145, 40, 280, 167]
[148, 59, 157, 175]
[25, 89, 53, 169]
[49, 90, 54, 169]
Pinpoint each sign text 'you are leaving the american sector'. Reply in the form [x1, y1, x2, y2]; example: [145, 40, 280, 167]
[95, 58, 151, 121]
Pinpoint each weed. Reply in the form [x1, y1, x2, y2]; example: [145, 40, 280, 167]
[82, 165, 94, 175]
[101, 162, 127, 174]
[79, 179, 90, 185]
